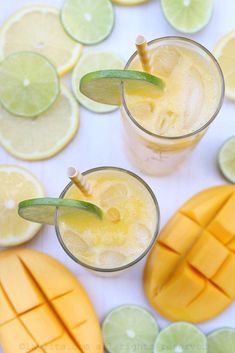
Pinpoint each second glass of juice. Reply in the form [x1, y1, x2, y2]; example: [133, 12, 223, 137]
[121, 37, 225, 176]
[55, 167, 160, 275]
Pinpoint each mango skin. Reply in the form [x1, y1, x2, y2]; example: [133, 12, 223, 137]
[0, 249, 103, 353]
[144, 185, 235, 323]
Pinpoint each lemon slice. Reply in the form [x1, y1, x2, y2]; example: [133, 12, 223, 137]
[0, 84, 79, 161]
[61, 0, 114, 45]
[214, 30, 235, 100]
[72, 52, 124, 113]
[0, 52, 59, 117]
[0, 165, 45, 247]
[112, 0, 148, 4]
[0, 6, 82, 76]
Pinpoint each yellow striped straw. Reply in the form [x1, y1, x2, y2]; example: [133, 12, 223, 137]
[135, 35, 153, 73]
[67, 166, 92, 196]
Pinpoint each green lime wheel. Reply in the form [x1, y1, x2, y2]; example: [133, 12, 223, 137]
[208, 328, 235, 353]
[218, 137, 235, 183]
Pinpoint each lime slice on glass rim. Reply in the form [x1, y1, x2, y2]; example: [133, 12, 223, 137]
[80, 69, 165, 106]
[72, 52, 124, 113]
[161, 0, 213, 34]
[102, 304, 159, 353]
[208, 328, 235, 353]
[61, 0, 114, 45]
[0, 52, 59, 117]
[18, 198, 103, 225]
[218, 137, 235, 183]
[154, 322, 207, 353]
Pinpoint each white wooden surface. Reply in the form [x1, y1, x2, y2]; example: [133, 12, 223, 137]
[1, 0, 235, 348]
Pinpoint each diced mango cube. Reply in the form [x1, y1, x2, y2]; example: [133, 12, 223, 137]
[0, 254, 44, 313]
[0, 285, 15, 325]
[21, 304, 63, 346]
[207, 194, 235, 243]
[72, 320, 103, 353]
[0, 319, 37, 353]
[187, 283, 230, 322]
[52, 289, 94, 329]
[181, 187, 233, 226]
[228, 237, 235, 252]
[159, 213, 201, 254]
[187, 231, 229, 278]
[43, 334, 82, 353]
[212, 254, 235, 298]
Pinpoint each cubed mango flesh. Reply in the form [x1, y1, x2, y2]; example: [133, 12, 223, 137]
[144, 185, 235, 323]
[0, 285, 15, 325]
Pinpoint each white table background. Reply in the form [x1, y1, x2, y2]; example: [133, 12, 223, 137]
[1, 0, 235, 348]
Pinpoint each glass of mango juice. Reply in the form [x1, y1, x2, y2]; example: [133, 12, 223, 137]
[121, 37, 225, 176]
[55, 167, 160, 275]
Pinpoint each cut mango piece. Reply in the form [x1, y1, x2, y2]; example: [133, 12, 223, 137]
[0, 249, 103, 353]
[21, 304, 63, 345]
[0, 285, 15, 325]
[0, 254, 44, 314]
[187, 231, 229, 278]
[52, 289, 94, 329]
[187, 283, 230, 322]
[207, 194, 235, 243]
[0, 319, 37, 353]
[212, 254, 235, 298]
[159, 213, 201, 254]
[43, 334, 82, 353]
[144, 185, 235, 323]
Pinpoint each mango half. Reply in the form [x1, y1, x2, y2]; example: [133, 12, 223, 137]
[0, 249, 103, 353]
[144, 185, 235, 323]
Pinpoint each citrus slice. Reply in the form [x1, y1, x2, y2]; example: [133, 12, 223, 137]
[0, 52, 59, 117]
[161, 0, 213, 34]
[0, 6, 82, 76]
[61, 0, 114, 45]
[102, 305, 159, 353]
[208, 328, 235, 353]
[112, 0, 148, 5]
[218, 137, 235, 183]
[72, 52, 124, 113]
[214, 30, 235, 100]
[19, 197, 103, 225]
[0, 165, 45, 247]
[154, 322, 207, 353]
[80, 70, 165, 106]
[0, 84, 79, 161]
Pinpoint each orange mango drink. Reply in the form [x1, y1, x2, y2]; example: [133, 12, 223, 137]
[56, 167, 159, 274]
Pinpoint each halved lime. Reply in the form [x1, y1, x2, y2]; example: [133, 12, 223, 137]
[72, 52, 124, 113]
[208, 328, 235, 353]
[80, 70, 165, 106]
[218, 137, 235, 183]
[61, 0, 114, 45]
[0, 52, 59, 117]
[161, 0, 213, 34]
[18, 198, 103, 225]
[154, 322, 207, 353]
[102, 305, 159, 353]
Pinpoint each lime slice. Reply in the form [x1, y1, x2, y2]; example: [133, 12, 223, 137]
[161, 0, 213, 34]
[80, 70, 165, 106]
[61, 0, 114, 45]
[0, 52, 59, 117]
[102, 305, 159, 353]
[112, 0, 149, 4]
[154, 322, 207, 353]
[208, 328, 235, 353]
[218, 137, 235, 183]
[72, 52, 124, 113]
[18, 198, 103, 225]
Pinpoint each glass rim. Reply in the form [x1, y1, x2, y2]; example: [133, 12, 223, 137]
[55, 166, 160, 273]
[121, 36, 225, 141]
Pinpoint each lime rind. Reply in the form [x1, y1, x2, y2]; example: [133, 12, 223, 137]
[208, 327, 235, 353]
[154, 322, 207, 353]
[218, 137, 235, 183]
[80, 69, 165, 106]
[0, 51, 60, 117]
[18, 197, 103, 225]
[61, 0, 115, 45]
[161, 0, 213, 34]
[102, 304, 159, 353]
